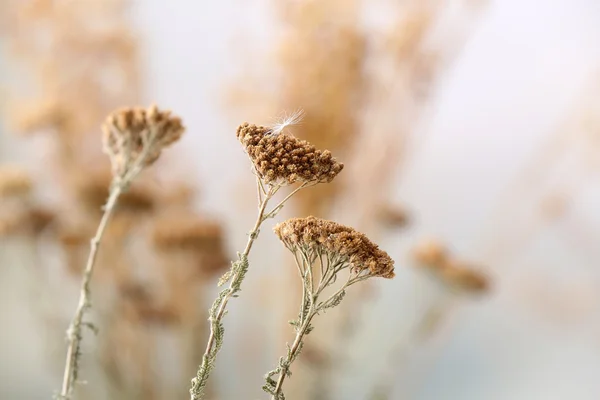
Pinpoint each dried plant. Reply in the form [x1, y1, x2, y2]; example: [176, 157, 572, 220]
[227, 1, 486, 396]
[57, 105, 185, 399]
[189, 120, 343, 400]
[263, 216, 394, 399]
[412, 239, 489, 295]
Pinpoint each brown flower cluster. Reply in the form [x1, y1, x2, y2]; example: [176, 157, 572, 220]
[102, 105, 185, 177]
[236, 123, 344, 185]
[274, 216, 394, 278]
[412, 239, 489, 294]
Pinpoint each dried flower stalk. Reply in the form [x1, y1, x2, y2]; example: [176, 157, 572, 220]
[263, 216, 394, 399]
[189, 120, 343, 400]
[58, 105, 184, 399]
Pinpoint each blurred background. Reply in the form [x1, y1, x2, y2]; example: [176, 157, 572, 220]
[1, 0, 600, 399]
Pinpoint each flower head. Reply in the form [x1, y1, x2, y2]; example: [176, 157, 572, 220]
[102, 104, 185, 178]
[440, 259, 489, 294]
[236, 123, 343, 185]
[274, 216, 394, 278]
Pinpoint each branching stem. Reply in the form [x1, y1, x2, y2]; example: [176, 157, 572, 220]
[191, 180, 312, 400]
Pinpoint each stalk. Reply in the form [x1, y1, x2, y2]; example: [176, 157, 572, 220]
[59, 184, 122, 398]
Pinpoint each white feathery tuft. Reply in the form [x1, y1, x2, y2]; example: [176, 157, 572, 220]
[268, 109, 305, 136]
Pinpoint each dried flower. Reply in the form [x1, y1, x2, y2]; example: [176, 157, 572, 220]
[440, 259, 489, 294]
[0, 166, 32, 198]
[265, 216, 394, 398]
[377, 203, 410, 228]
[412, 239, 447, 268]
[236, 123, 344, 185]
[102, 104, 185, 179]
[274, 216, 394, 279]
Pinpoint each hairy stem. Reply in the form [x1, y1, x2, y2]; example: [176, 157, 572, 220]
[272, 312, 315, 400]
[190, 186, 274, 400]
[59, 184, 122, 399]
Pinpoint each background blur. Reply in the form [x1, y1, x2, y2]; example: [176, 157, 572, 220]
[1, 0, 600, 399]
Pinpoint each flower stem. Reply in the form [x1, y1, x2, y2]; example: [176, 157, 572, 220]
[271, 312, 315, 400]
[190, 186, 274, 400]
[59, 184, 123, 399]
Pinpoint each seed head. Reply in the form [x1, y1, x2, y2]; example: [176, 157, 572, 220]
[274, 216, 394, 278]
[236, 122, 344, 185]
[102, 104, 185, 178]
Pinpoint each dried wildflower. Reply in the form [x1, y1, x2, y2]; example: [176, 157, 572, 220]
[265, 217, 394, 398]
[59, 105, 185, 399]
[191, 119, 342, 399]
[412, 239, 447, 268]
[236, 123, 344, 185]
[0, 166, 32, 198]
[274, 216, 395, 279]
[440, 259, 489, 294]
[377, 203, 410, 228]
[102, 104, 185, 179]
